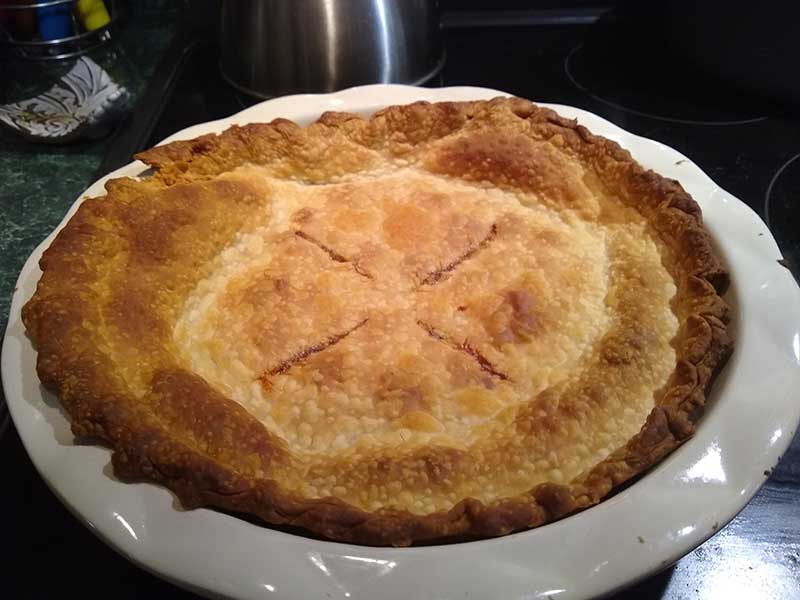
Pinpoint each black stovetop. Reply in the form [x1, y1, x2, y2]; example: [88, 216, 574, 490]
[6, 12, 800, 600]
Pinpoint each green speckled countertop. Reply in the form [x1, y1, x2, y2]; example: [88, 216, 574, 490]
[0, 8, 177, 340]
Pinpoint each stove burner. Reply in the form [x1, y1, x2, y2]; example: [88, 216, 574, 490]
[0, 399, 8, 440]
[564, 43, 767, 126]
[764, 152, 800, 278]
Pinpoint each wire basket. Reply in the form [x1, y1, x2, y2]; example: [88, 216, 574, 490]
[0, 0, 124, 60]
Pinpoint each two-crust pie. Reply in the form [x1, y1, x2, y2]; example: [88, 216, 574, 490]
[22, 98, 732, 545]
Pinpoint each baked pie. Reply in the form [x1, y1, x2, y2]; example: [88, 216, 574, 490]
[22, 98, 732, 545]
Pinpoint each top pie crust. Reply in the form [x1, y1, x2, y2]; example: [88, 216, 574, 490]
[22, 98, 732, 545]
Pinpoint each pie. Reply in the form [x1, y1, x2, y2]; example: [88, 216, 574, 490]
[22, 97, 732, 546]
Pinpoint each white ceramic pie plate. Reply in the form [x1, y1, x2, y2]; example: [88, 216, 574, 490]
[3, 85, 800, 600]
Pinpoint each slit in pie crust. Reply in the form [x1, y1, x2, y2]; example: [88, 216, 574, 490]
[22, 98, 732, 546]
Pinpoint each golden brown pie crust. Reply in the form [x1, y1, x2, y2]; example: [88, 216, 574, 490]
[22, 98, 732, 546]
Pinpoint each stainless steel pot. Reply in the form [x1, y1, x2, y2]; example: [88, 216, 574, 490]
[220, 0, 444, 98]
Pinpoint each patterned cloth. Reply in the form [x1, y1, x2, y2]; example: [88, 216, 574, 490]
[0, 56, 129, 142]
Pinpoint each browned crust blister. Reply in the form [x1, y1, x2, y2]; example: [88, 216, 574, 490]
[21, 98, 732, 546]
